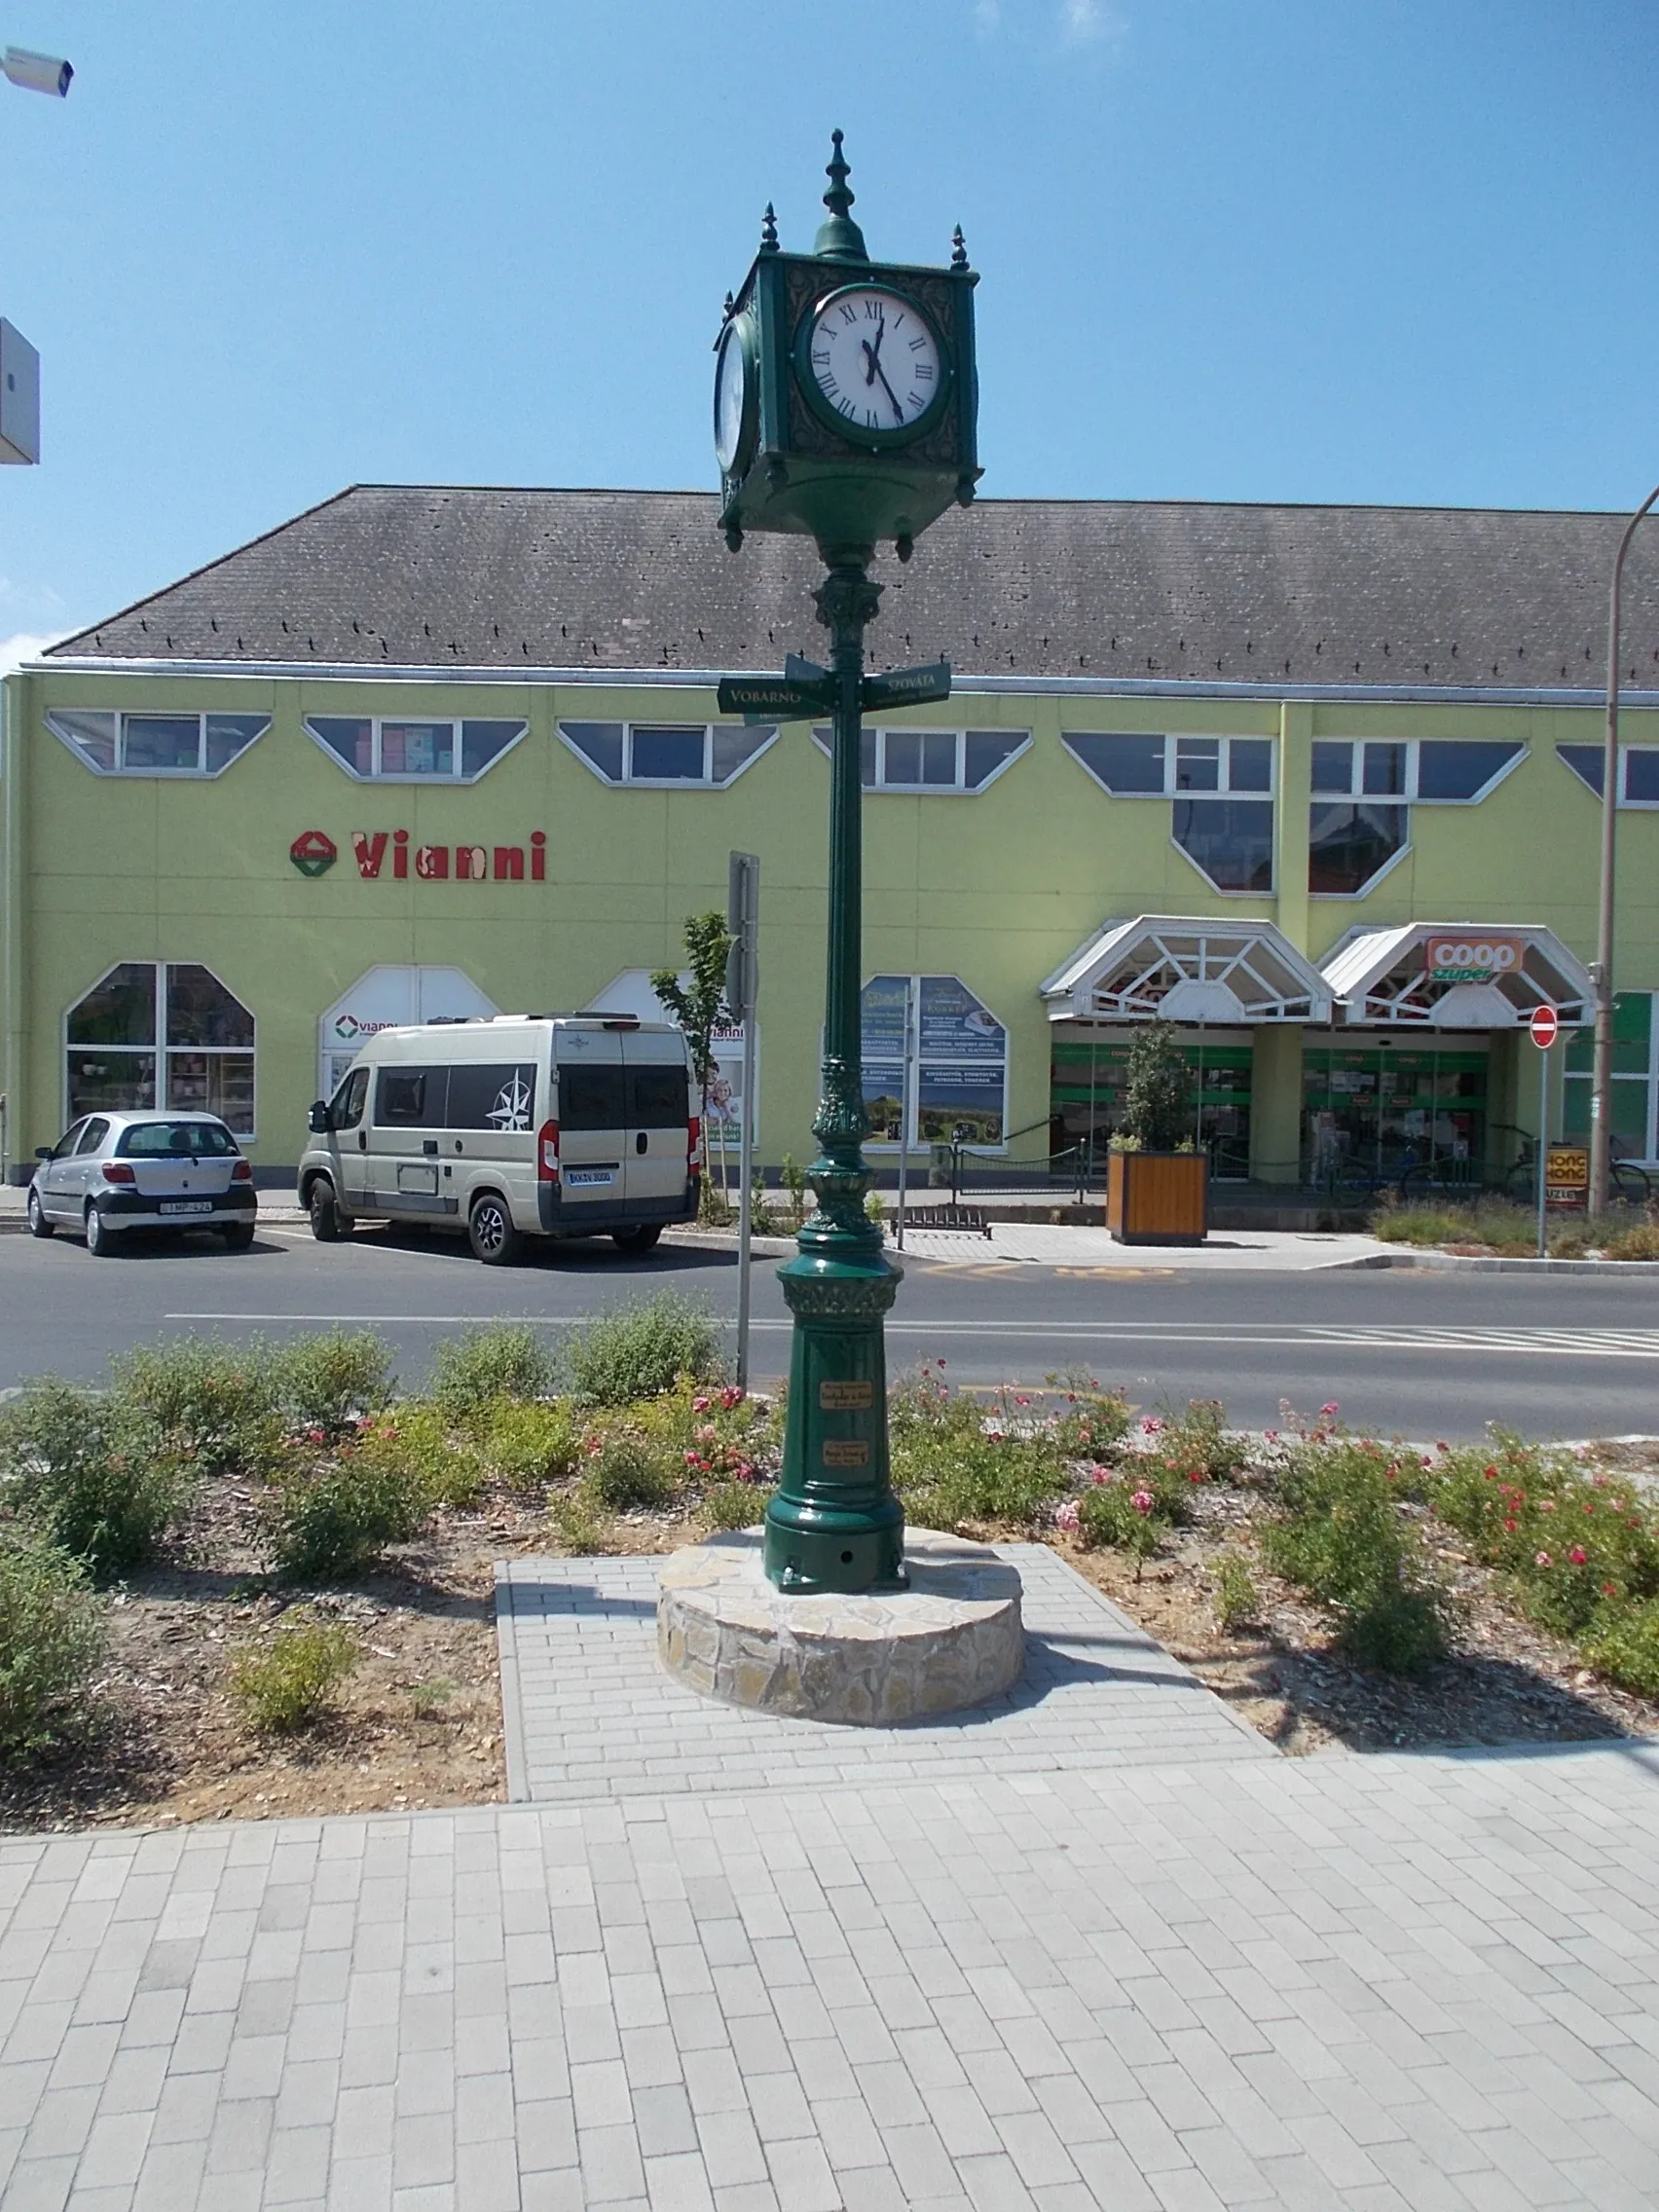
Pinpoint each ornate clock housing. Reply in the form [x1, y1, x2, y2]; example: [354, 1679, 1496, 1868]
[713, 133, 979, 560]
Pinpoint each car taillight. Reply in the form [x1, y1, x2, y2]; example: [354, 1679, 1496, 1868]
[232, 1160, 253, 1183]
[537, 1119, 560, 1180]
[687, 1117, 700, 1173]
[101, 1162, 135, 1185]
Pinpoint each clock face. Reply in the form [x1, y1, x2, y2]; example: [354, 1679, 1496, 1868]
[798, 285, 947, 444]
[713, 316, 754, 478]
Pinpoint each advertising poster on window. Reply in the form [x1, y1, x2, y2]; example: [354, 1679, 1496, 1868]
[859, 975, 1007, 1148]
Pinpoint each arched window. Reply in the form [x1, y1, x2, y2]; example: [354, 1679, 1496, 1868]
[65, 963, 255, 1133]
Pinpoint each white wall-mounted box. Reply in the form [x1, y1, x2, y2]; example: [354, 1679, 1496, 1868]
[0, 319, 41, 464]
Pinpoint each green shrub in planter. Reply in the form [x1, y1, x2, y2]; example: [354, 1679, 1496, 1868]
[0, 1534, 103, 1757]
[230, 1614, 358, 1731]
[889, 1373, 1069, 1532]
[479, 1399, 581, 1491]
[702, 1480, 766, 1532]
[353, 1407, 485, 1511]
[566, 1296, 723, 1406]
[430, 1327, 558, 1419]
[111, 1336, 281, 1474]
[267, 1450, 429, 1580]
[0, 1380, 190, 1582]
[1262, 1440, 1446, 1675]
[579, 1431, 680, 1512]
[274, 1331, 393, 1439]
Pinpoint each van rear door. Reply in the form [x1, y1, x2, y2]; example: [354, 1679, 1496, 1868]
[553, 1034, 626, 1219]
[622, 1037, 691, 1214]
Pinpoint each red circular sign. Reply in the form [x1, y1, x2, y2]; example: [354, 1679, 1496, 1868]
[1529, 1004, 1560, 1050]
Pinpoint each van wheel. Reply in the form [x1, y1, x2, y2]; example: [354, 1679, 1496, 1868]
[309, 1180, 350, 1242]
[26, 1187, 53, 1238]
[611, 1224, 662, 1254]
[468, 1193, 523, 1266]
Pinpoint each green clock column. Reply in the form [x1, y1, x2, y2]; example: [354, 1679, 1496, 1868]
[762, 549, 906, 1594]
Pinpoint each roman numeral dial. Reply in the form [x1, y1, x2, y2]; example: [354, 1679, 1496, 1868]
[797, 284, 947, 444]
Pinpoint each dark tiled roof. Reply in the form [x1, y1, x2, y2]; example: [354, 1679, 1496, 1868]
[46, 485, 1659, 691]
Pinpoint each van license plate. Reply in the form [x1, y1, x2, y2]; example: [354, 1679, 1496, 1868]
[160, 1200, 213, 1216]
[564, 1169, 616, 1188]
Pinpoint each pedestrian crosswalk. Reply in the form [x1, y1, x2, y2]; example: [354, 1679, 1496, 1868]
[869, 1319, 1659, 1359]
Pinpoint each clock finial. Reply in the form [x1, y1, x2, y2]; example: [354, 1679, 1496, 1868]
[813, 128, 869, 264]
[951, 225, 970, 271]
[759, 202, 779, 254]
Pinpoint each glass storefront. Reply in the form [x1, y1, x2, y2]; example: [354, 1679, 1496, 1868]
[1302, 1040, 1488, 1183]
[1563, 992, 1657, 1161]
[1050, 1029, 1253, 1178]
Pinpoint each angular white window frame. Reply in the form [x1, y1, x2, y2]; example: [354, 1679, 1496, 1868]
[1041, 916, 1331, 1025]
[1311, 737, 1526, 805]
[810, 725, 1031, 794]
[557, 720, 780, 789]
[304, 715, 528, 784]
[63, 959, 257, 1136]
[1556, 743, 1659, 808]
[1061, 732, 1275, 799]
[859, 974, 1011, 1152]
[46, 708, 272, 779]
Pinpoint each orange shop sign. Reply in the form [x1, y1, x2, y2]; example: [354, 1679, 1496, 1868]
[1424, 935, 1525, 982]
[289, 829, 546, 881]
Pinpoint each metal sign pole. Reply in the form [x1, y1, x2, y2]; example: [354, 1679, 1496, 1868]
[895, 977, 914, 1251]
[728, 852, 760, 1393]
[1536, 1042, 1548, 1260]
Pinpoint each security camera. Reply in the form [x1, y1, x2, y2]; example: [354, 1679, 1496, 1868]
[2, 48, 73, 97]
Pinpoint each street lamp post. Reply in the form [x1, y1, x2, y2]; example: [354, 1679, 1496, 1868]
[1588, 479, 1659, 1214]
[712, 135, 980, 1594]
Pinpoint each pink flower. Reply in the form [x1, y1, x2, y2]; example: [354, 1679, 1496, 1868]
[1054, 1500, 1081, 1532]
[1436, 1440, 1450, 1454]
[1320, 1402, 1340, 1419]
[1535, 1551, 1553, 1567]
[1141, 1417, 1163, 1434]
[1604, 1581, 1620, 1597]
[1090, 1465, 1110, 1486]
[1130, 1489, 1155, 1516]
[1569, 1546, 1589, 1566]
[693, 1395, 711, 1413]
[937, 1359, 946, 1369]
[683, 1451, 702, 1467]
[1015, 1394, 1030, 1407]
[1540, 1500, 1556, 1514]
[1503, 1518, 1518, 1532]
[307, 1426, 326, 1444]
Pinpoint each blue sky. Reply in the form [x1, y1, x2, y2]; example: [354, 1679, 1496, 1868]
[1, 0, 1655, 660]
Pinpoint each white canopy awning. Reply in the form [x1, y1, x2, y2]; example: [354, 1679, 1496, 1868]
[1319, 924, 1593, 1027]
[1041, 916, 1333, 1024]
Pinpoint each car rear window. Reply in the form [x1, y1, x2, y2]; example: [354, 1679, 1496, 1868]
[117, 1121, 239, 1158]
[629, 1065, 689, 1127]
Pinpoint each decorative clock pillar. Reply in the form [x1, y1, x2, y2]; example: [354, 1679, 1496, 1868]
[713, 133, 980, 1595]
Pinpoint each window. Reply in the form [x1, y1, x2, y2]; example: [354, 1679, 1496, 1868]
[1312, 738, 1524, 802]
[1558, 744, 1659, 807]
[860, 976, 1008, 1149]
[1062, 733, 1275, 892]
[630, 1066, 690, 1127]
[118, 1122, 240, 1159]
[332, 1067, 370, 1131]
[810, 726, 1028, 793]
[1564, 993, 1658, 1163]
[65, 963, 255, 1133]
[47, 710, 270, 777]
[376, 1068, 449, 1126]
[306, 716, 525, 783]
[1309, 803, 1410, 897]
[559, 1064, 626, 1128]
[447, 1064, 538, 1133]
[558, 720, 777, 787]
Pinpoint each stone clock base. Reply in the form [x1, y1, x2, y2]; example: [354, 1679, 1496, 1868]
[657, 1529, 1023, 1725]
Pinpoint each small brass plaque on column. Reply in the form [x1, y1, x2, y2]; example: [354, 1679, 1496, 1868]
[823, 1438, 871, 1468]
[819, 1380, 874, 1411]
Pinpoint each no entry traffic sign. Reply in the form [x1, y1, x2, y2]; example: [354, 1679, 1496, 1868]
[1529, 1004, 1560, 1050]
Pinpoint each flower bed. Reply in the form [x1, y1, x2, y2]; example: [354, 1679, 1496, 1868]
[1370, 1195, 1659, 1260]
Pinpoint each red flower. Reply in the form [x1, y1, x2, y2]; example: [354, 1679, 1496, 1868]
[1569, 1547, 1589, 1566]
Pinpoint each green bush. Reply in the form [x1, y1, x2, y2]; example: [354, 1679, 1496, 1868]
[566, 1295, 723, 1406]
[1157, 1398, 1248, 1484]
[430, 1327, 558, 1418]
[1580, 1598, 1659, 1697]
[1047, 1373, 1132, 1458]
[229, 1615, 358, 1731]
[703, 1480, 765, 1531]
[111, 1336, 280, 1473]
[890, 1371, 1070, 1532]
[579, 1430, 680, 1512]
[0, 1534, 103, 1757]
[479, 1399, 580, 1491]
[1262, 1440, 1446, 1674]
[353, 1407, 484, 1510]
[547, 1492, 606, 1553]
[274, 1331, 393, 1438]
[1213, 1551, 1261, 1632]
[267, 1450, 429, 1580]
[1075, 1474, 1168, 1572]
[0, 1380, 189, 1582]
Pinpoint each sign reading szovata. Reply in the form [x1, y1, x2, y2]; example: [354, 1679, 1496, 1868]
[1424, 935, 1525, 982]
[862, 659, 951, 714]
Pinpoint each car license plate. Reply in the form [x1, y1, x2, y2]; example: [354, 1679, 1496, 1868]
[159, 1200, 214, 1216]
[564, 1169, 616, 1188]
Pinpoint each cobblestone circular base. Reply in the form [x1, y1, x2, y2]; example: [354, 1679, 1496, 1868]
[657, 1528, 1023, 1725]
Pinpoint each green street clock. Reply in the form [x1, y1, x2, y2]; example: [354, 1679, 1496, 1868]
[715, 132, 979, 561]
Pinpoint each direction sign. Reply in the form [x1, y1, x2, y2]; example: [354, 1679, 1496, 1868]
[1529, 1005, 1560, 1050]
[862, 659, 952, 714]
[716, 673, 832, 724]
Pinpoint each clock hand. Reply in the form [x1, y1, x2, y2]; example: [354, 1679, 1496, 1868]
[862, 338, 879, 387]
[874, 359, 904, 424]
[861, 313, 888, 386]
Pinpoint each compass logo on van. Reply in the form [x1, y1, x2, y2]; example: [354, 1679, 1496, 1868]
[487, 1072, 534, 1132]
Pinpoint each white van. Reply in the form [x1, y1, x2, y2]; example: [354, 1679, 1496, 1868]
[298, 1014, 698, 1264]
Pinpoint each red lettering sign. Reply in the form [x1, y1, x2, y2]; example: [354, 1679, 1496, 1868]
[304, 830, 548, 882]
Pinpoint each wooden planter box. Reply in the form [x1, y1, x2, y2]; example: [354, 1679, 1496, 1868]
[1106, 1151, 1208, 1246]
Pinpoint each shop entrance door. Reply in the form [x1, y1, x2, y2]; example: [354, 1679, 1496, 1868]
[1303, 1041, 1489, 1185]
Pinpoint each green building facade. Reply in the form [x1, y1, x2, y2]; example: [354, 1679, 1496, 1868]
[3, 488, 1656, 1191]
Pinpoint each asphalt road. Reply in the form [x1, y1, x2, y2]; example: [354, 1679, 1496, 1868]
[4, 1219, 1656, 1439]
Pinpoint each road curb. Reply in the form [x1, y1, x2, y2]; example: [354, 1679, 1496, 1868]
[1362, 1250, 1659, 1276]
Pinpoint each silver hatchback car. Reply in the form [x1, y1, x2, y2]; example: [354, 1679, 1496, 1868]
[28, 1112, 259, 1255]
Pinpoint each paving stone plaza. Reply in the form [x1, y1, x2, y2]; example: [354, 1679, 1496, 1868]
[3, 1549, 1659, 2209]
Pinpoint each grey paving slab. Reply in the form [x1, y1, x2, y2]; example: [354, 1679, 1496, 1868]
[495, 1545, 1271, 1804]
[4, 1748, 1659, 2207]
